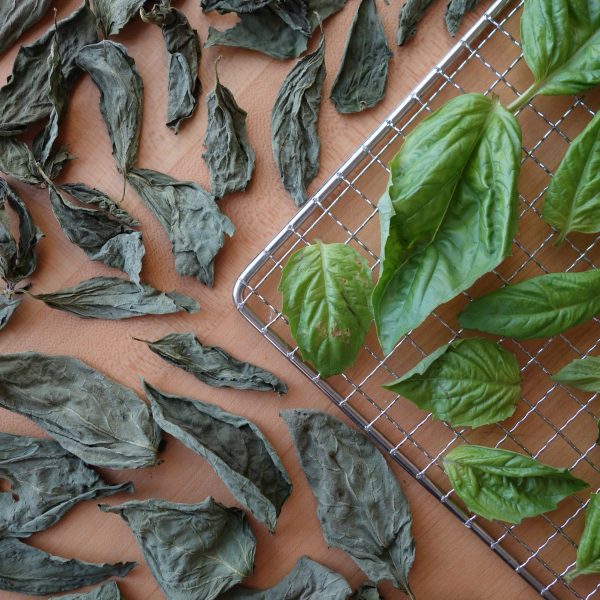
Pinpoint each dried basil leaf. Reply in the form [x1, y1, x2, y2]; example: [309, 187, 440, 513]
[49, 581, 126, 600]
[0, 352, 161, 469]
[351, 582, 382, 600]
[100, 497, 256, 600]
[0, 2, 98, 137]
[0, 137, 43, 185]
[32, 276, 198, 320]
[330, 0, 391, 114]
[201, 0, 274, 12]
[220, 556, 352, 599]
[139, 331, 288, 393]
[0, 432, 133, 539]
[76, 41, 143, 175]
[0, 0, 53, 55]
[273, 0, 311, 34]
[445, 0, 480, 36]
[0, 296, 20, 330]
[127, 168, 234, 286]
[0, 538, 135, 596]
[93, 0, 145, 36]
[145, 381, 292, 531]
[283, 409, 415, 594]
[272, 31, 326, 206]
[203, 60, 255, 198]
[397, 0, 436, 45]
[140, 2, 201, 132]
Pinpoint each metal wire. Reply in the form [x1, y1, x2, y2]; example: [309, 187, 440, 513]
[233, 1, 600, 597]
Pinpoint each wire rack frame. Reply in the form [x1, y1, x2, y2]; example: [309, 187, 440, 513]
[233, 1, 600, 598]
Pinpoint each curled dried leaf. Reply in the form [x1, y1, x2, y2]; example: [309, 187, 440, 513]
[0, 0, 53, 55]
[397, 0, 435, 45]
[93, 0, 145, 36]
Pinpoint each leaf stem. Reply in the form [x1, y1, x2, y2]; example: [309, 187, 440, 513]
[507, 81, 541, 113]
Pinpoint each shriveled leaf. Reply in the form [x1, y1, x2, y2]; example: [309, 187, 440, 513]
[445, 0, 481, 36]
[567, 493, 600, 581]
[397, 0, 435, 45]
[32, 276, 198, 320]
[127, 168, 234, 286]
[384, 338, 521, 428]
[203, 60, 255, 198]
[0, 296, 20, 330]
[0, 2, 98, 136]
[100, 497, 256, 600]
[350, 582, 382, 600]
[0, 538, 135, 595]
[330, 0, 391, 114]
[273, 0, 311, 34]
[76, 41, 143, 175]
[0, 352, 161, 469]
[201, 0, 274, 11]
[444, 445, 588, 523]
[0, 0, 53, 55]
[459, 269, 600, 339]
[553, 356, 600, 393]
[93, 0, 145, 36]
[141, 2, 201, 132]
[283, 409, 415, 594]
[0, 137, 43, 185]
[0, 432, 133, 538]
[272, 31, 326, 206]
[145, 382, 291, 531]
[49, 581, 126, 600]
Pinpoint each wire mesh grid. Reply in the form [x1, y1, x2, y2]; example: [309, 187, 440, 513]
[233, 1, 600, 597]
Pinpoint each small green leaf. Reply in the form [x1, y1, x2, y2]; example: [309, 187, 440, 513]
[566, 493, 600, 581]
[552, 356, 600, 393]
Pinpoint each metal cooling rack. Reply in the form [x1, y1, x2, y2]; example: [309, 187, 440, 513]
[233, 1, 600, 598]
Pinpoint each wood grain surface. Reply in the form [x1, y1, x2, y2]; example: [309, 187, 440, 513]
[0, 1, 540, 599]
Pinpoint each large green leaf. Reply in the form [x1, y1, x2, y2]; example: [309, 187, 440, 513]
[373, 94, 520, 354]
[567, 493, 600, 580]
[553, 356, 600, 392]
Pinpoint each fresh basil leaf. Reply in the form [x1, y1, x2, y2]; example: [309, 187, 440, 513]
[140, 2, 201, 133]
[0, 137, 43, 185]
[49, 581, 126, 600]
[0, 538, 135, 596]
[0, 0, 53, 55]
[203, 60, 255, 199]
[373, 94, 521, 354]
[138, 331, 287, 393]
[283, 409, 415, 595]
[397, 0, 435, 45]
[220, 556, 351, 599]
[93, 0, 145, 36]
[330, 0, 391, 114]
[100, 497, 256, 600]
[0, 296, 20, 330]
[0, 432, 133, 539]
[384, 338, 521, 428]
[145, 381, 291, 532]
[32, 276, 198, 320]
[566, 493, 600, 581]
[279, 242, 373, 377]
[0, 352, 161, 469]
[201, 0, 274, 11]
[552, 356, 600, 393]
[444, 445, 588, 523]
[0, 2, 98, 137]
[76, 41, 143, 175]
[272, 31, 326, 206]
[445, 0, 480, 36]
[459, 269, 600, 339]
[542, 111, 600, 244]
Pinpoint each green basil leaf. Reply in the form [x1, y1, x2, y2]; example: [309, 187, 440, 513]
[127, 168, 234, 286]
[49, 581, 126, 600]
[76, 41, 143, 175]
[140, 2, 201, 132]
[201, 0, 274, 11]
[100, 497, 256, 600]
[542, 111, 600, 244]
[138, 331, 287, 393]
[93, 0, 145, 36]
[566, 493, 600, 581]
[445, 0, 481, 36]
[384, 338, 521, 428]
[0, 137, 43, 185]
[521, 0, 600, 98]
[203, 60, 255, 198]
[0, 2, 98, 137]
[459, 269, 600, 339]
[272, 31, 326, 206]
[330, 0, 391, 114]
[0, 296, 20, 330]
[444, 445, 588, 523]
[145, 381, 291, 532]
[552, 356, 600, 393]
[350, 582, 382, 600]
[220, 556, 351, 599]
[0, 432, 133, 538]
[0, 538, 135, 595]
[0, 0, 53, 55]
[373, 94, 521, 354]
[32, 276, 198, 320]
[279, 242, 373, 377]
[283, 409, 415, 594]
[397, 0, 435, 45]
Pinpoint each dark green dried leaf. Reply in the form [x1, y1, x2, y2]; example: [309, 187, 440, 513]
[201, 0, 274, 12]
[49, 581, 126, 600]
[145, 382, 291, 531]
[32, 276, 198, 320]
[351, 582, 382, 600]
[141, 2, 201, 132]
[76, 41, 143, 175]
[127, 168, 234, 286]
[283, 409, 415, 594]
[220, 556, 351, 599]
[0, 2, 98, 137]
[0, 0, 53, 55]
[330, 0, 391, 114]
[397, 0, 435, 45]
[139, 331, 288, 393]
[0, 137, 43, 185]
[445, 0, 480, 36]
[203, 61, 255, 198]
[0, 352, 161, 469]
[100, 497, 256, 600]
[93, 0, 145, 36]
[272, 31, 325, 206]
[0, 538, 135, 596]
[0, 296, 20, 330]
[273, 0, 311, 34]
[0, 432, 133, 538]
